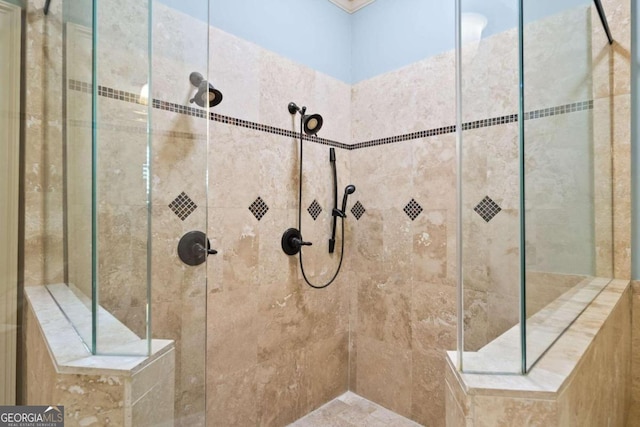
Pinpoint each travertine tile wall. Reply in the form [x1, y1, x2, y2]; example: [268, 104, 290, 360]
[348, 3, 627, 425]
[592, 0, 635, 414]
[349, 51, 457, 426]
[22, 0, 65, 287]
[203, 25, 352, 426]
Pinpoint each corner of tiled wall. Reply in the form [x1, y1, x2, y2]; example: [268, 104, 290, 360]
[23, 0, 65, 286]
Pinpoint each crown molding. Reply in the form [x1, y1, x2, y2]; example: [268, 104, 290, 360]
[328, 0, 376, 14]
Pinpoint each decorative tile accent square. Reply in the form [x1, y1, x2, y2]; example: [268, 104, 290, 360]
[351, 201, 366, 220]
[474, 196, 502, 222]
[248, 196, 269, 221]
[403, 199, 423, 221]
[169, 192, 197, 221]
[307, 199, 322, 221]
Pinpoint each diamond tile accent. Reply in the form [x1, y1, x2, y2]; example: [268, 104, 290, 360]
[168, 192, 197, 221]
[351, 201, 366, 220]
[307, 199, 322, 221]
[403, 198, 423, 221]
[248, 196, 269, 221]
[474, 196, 502, 222]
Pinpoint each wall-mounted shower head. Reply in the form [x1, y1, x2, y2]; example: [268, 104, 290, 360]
[341, 184, 356, 214]
[288, 101, 323, 135]
[189, 72, 223, 108]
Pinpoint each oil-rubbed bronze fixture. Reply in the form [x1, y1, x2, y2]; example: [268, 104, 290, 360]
[178, 231, 217, 266]
[281, 228, 312, 256]
[189, 72, 223, 108]
[288, 102, 323, 135]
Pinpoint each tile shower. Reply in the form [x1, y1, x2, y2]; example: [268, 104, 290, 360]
[14, 0, 637, 427]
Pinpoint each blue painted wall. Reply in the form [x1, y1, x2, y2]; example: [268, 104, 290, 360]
[160, 0, 352, 83]
[157, 0, 596, 83]
[350, 0, 454, 82]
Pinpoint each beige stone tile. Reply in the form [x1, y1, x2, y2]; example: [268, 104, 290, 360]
[151, 133, 208, 206]
[95, 0, 150, 94]
[412, 282, 456, 353]
[152, 3, 209, 105]
[411, 349, 449, 427]
[207, 288, 258, 376]
[592, 98, 614, 277]
[349, 208, 383, 274]
[412, 210, 450, 286]
[601, 0, 631, 97]
[462, 288, 488, 352]
[522, 6, 592, 110]
[473, 396, 557, 427]
[131, 367, 175, 427]
[356, 337, 412, 418]
[218, 208, 260, 291]
[460, 28, 518, 122]
[23, 191, 65, 286]
[256, 284, 311, 363]
[207, 366, 258, 427]
[632, 282, 640, 403]
[356, 283, 412, 350]
[55, 374, 126, 426]
[413, 135, 456, 211]
[258, 50, 316, 132]
[352, 51, 455, 142]
[256, 349, 308, 427]
[301, 280, 350, 342]
[303, 334, 349, 414]
[445, 379, 470, 427]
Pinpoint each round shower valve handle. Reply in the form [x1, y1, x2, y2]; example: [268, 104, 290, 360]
[281, 228, 312, 256]
[178, 231, 217, 266]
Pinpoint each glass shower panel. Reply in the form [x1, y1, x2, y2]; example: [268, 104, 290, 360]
[64, 0, 212, 421]
[522, 0, 613, 371]
[458, 0, 522, 373]
[150, 1, 211, 425]
[88, 0, 154, 356]
[60, 0, 95, 350]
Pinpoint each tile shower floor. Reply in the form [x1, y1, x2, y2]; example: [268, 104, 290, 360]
[289, 392, 423, 427]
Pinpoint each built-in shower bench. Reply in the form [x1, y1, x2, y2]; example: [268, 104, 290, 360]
[445, 278, 632, 426]
[23, 285, 175, 426]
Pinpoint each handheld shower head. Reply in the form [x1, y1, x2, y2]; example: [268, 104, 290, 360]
[189, 72, 223, 108]
[341, 184, 356, 214]
[288, 101, 323, 135]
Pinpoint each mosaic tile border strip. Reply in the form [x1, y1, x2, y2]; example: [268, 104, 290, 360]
[349, 126, 456, 150]
[68, 79, 349, 150]
[68, 79, 594, 151]
[352, 101, 594, 149]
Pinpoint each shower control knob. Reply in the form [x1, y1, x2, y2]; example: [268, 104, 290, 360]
[281, 228, 312, 256]
[178, 231, 217, 266]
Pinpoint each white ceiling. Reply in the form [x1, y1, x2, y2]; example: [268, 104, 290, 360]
[328, 0, 376, 14]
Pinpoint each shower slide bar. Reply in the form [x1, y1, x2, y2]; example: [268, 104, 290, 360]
[593, 0, 614, 45]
